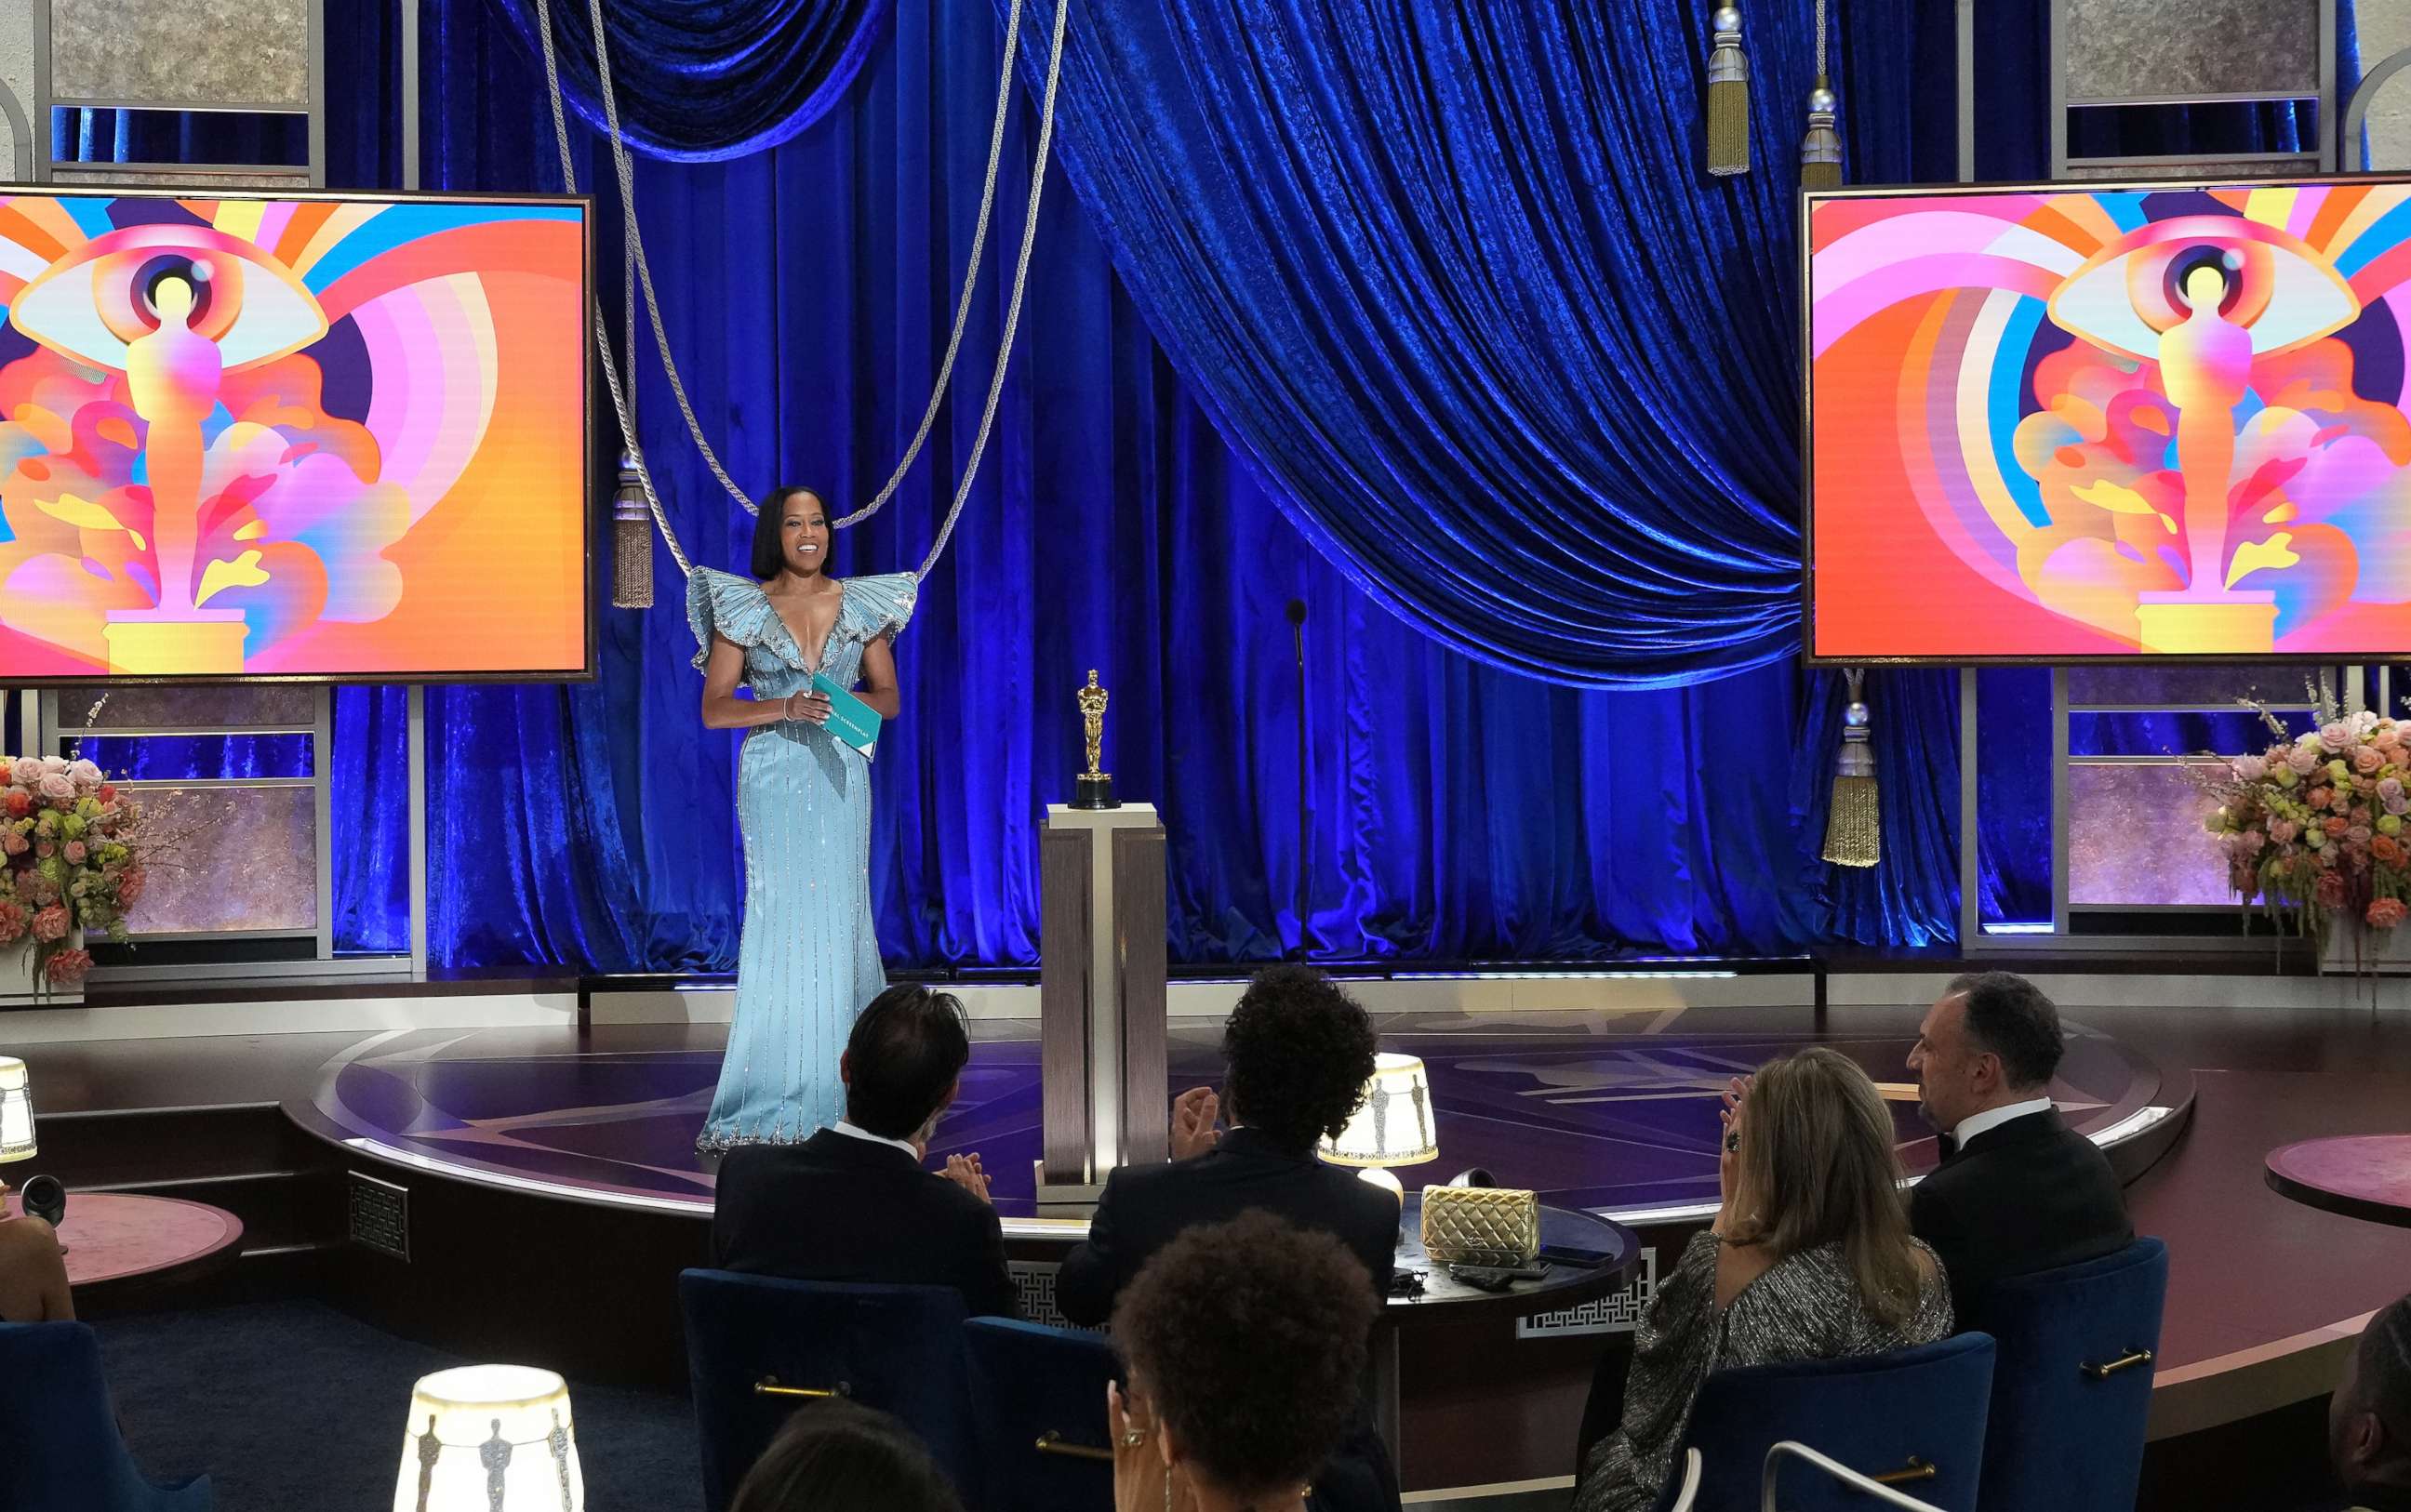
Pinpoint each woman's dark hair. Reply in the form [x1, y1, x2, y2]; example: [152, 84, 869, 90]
[726, 1399, 962, 1512]
[750, 485, 829, 580]
[843, 984, 971, 1140]
[1112, 1212, 1376, 1502]
[1219, 964, 1377, 1152]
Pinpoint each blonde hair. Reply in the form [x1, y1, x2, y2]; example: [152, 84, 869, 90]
[1728, 1046, 1925, 1329]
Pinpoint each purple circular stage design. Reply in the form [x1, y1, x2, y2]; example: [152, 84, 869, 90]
[286, 1006, 2168, 1220]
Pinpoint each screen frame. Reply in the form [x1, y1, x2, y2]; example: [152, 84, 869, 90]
[0, 180, 597, 687]
[1799, 170, 2411, 670]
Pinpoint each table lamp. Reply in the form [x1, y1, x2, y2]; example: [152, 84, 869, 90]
[394, 1364, 583, 1512]
[0, 1057, 34, 1164]
[1319, 1053, 1438, 1197]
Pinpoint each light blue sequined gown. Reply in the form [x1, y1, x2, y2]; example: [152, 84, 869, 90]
[687, 566, 917, 1151]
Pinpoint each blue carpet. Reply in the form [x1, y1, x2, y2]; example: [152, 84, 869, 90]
[92, 1300, 699, 1511]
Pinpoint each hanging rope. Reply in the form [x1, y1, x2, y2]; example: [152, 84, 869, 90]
[535, 0, 1067, 579]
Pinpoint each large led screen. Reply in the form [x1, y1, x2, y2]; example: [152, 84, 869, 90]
[1808, 178, 2411, 663]
[0, 189, 588, 682]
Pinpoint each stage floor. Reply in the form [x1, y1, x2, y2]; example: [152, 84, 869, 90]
[285, 1004, 2171, 1222]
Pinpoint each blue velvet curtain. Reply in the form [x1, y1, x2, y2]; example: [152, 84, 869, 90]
[68, 0, 2353, 968]
[484, 0, 891, 163]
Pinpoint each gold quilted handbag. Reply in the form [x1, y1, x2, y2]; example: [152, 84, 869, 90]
[1419, 1186, 1540, 1267]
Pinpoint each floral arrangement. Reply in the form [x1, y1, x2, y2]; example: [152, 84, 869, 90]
[2200, 702, 2411, 956]
[0, 755, 142, 991]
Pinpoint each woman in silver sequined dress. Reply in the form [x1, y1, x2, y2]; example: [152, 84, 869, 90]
[1575, 1047, 1953, 1512]
[689, 486, 915, 1152]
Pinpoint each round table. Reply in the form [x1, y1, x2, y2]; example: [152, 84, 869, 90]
[5, 1191, 246, 1302]
[2265, 1134, 2411, 1228]
[1373, 1196, 1643, 1451]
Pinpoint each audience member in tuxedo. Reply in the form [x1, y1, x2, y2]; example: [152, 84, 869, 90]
[1576, 1048, 1951, 1512]
[1108, 1213, 1379, 1512]
[1056, 964, 1392, 1321]
[2333, 1293, 2411, 1512]
[1905, 971, 2131, 1321]
[0, 1177, 72, 1322]
[711, 984, 1016, 1319]
[1058, 963, 1398, 1512]
[726, 1398, 963, 1512]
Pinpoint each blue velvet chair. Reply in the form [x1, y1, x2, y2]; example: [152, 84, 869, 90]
[1959, 1237, 2168, 1512]
[964, 1317, 1117, 1512]
[1651, 1333, 1995, 1512]
[0, 1321, 213, 1512]
[679, 1270, 977, 1512]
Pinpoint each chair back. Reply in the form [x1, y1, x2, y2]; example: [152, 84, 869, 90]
[0, 1321, 213, 1511]
[1655, 1333, 1994, 1512]
[679, 1269, 976, 1512]
[965, 1317, 1117, 1512]
[1959, 1237, 2168, 1512]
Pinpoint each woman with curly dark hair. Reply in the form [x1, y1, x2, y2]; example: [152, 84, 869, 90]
[1058, 964, 1401, 1511]
[1108, 1213, 1379, 1512]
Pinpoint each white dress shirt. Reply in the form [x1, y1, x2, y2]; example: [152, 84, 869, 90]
[830, 1121, 921, 1161]
[1951, 1095, 2055, 1149]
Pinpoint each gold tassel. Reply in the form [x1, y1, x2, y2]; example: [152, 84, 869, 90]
[610, 452, 654, 609]
[1800, 76, 1843, 191]
[1706, 7, 1750, 177]
[1822, 668, 1881, 868]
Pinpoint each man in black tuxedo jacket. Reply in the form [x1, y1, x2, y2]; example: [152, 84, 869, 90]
[712, 984, 1017, 1320]
[1056, 964, 1401, 1512]
[1905, 971, 2133, 1321]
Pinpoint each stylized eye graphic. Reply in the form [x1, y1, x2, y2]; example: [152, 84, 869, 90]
[11, 223, 327, 371]
[2048, 214, 2356, 362]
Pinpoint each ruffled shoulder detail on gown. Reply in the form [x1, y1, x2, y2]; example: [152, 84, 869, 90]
[686, 567, 784, 671]
[839, 572, 919, 646]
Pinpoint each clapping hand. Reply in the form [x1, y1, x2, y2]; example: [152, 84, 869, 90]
[1714, 1074, 1752, 1234]
[1168, 1087, 1221, 1161]
[940, 1152, 992, 1204]
[1109, 1382, 1198, 1512]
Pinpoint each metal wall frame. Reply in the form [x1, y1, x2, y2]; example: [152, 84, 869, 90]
[8, 0, 432, 983]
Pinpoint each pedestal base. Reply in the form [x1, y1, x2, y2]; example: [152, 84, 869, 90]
[2133, 596, 2278, 656]
[1072, 772, 1118, 810]
[103, 615, 248, 675]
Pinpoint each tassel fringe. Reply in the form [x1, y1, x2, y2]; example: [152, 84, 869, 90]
[611, 453, 655, 609]
[1821, 668, 1881, 868]
[1706, 7, 1750, 177]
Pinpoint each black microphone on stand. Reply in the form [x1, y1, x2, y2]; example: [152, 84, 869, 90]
[1287, 599, 1309, 962]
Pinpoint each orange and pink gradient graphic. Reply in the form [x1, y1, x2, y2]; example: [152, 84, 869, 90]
[1810, 182, 2411, 661]
[0, 192, 586, 679]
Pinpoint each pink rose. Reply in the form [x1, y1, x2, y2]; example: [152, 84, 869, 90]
[2383, 778, 2405, 803]
[61, 841, 87, 864]
[8, 759, 40, 788]
[116, 869, 144, 906]
[2323, 722, 2356, 750]
[2270, 818, 2301, 844]
[2310, 787, 2335, 811]
[2317, 871, 2350, 908]
[2354, 748, 2384, 775]
[31, 904, 68, 943]
[2288, 747, 2323, 775]
[2232, 755, 2269, 782]
[2351, 825, 2375, 845]
[36, 773, 73, 802]
[0, 902, 25, 947]
[40, 947, 90, 986]
[2371, 898, 2409, 930]
[0, 830, 24, 857]
[33, 840, 52, 858]
[2327, 816, 2352, 838]
[2353, 805, 2375, 826]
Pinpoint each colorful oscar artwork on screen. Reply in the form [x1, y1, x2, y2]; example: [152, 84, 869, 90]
[0, 190, 587, 681]
[1807, 179, 2411, 663]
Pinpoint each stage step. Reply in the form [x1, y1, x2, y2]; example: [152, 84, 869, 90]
[30, 1103, 313, 1189]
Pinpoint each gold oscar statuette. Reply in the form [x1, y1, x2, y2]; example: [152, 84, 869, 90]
[1073, 670, 1119, 809]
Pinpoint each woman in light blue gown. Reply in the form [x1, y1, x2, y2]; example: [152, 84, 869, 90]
[689, 485, 915, 1152]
